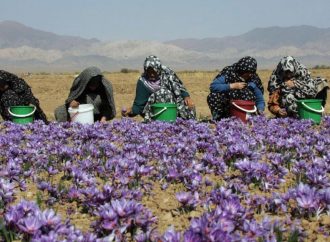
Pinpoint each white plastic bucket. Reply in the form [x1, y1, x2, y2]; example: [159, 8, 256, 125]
[68, 104, 94, 124]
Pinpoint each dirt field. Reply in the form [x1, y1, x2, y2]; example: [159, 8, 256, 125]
[21, 69, 330, 121]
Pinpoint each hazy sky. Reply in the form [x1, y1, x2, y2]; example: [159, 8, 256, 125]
[1, 0, 330, 41]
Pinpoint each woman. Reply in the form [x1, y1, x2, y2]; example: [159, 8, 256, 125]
[122, 55, 196, 121]
[55, 66, 116, 122]
[0, 70, 48, 123]
[207, 56, 265, 121]
[268, 56, 328, 117]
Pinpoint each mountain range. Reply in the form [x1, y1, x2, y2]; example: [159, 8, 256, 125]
[1, 20, 330, 72]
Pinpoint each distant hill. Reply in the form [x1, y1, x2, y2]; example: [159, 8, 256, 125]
[166, 26, 330, 52]
[0, 21, 99, 50]
[1, 21, 330, 72]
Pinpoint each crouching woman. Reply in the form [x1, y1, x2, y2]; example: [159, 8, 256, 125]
[55, 67, 116, 122]
[0, 70, 48, 123]
[268, 56, 328, 118]
[207, 56, 265, 121]
[122, 55, 196, 122]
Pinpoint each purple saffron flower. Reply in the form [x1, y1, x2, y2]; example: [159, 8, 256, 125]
[176, 192, 193, 206]
[167, 168, 179, 181]
[0, 178, 15, 204]
[36, 181, 51, 191]
[18, 200, 39, 216]
[221, 198, 243, 217]
[101, 220, 117, 231]
[111, 199, 135, 217]
[5, 208, 20, 225]
[297, 195, 319, 210]
[32, 231, 58, 242]
[295, 183, 320, 211]
[67, 187, 82, 200]
[162, 227, 181, 242]
[216, 216, 235, 233]
[98, 204, 117, 221]
[183, 230, 203, 242]
[18, 216, 43, 235]
[41, 209, 61, 227]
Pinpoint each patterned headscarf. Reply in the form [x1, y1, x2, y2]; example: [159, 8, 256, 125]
[234, 56, 257, 74]
[140, 55, 188, 97]
[141, 55, 162, 92]
[215, 56, 263, 93]
[0, 70, 31, 94]
[268, 56, 311, 93]
[143, 55, 162, 76]
[279, 56, 297, 73]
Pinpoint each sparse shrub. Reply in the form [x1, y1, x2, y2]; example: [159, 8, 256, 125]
[313, 65, 330, 69]
[120, 68, 139, 73]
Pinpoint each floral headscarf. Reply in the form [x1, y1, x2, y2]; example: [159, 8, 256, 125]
[143, 55, 162, 76]
[234, 56, 258, 73]
[215, 56, 263, 93]
[140, 55, 188, 96]
[268, 56, 310, 93]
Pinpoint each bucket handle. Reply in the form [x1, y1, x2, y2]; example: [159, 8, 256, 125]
[69, 111, 80, 122]
[150, 107, 167, 117]
[8, 106, 36, 118]
[232, 102, 257, 113]
[301, 102, 324, 113]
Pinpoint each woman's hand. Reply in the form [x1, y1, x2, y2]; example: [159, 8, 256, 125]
[122, 107, 132, 117]
[278, 108, 287, 117]
[230, 82, 247, 90]
[257, 110, 264, 115]
[184, 96, 195, 110]
[69, 100, 80, 108]
[285, 80, 295, 88]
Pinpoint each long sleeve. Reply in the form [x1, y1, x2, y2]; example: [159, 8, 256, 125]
[131, 79, 153, 116]
[181, 90, 190, 98]
[210, 75, 230, 93]
[247, 82, 265, 111]
[254, 87, 265, 111]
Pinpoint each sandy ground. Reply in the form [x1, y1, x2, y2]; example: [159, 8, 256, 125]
[17, 69, 330, 121]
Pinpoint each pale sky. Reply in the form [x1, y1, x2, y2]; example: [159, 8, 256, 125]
[1, 0, 330, 41]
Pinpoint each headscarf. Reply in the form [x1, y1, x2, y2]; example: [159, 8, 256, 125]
[65, 66, 116, 118]
[0, 70, 30, 94]
[139, 55, 188, 97]
[143, 55, 162, 75]
[215, 56, 264, 93]
[268, 56, 311, 93]
[267, 56, 328, 115]
[141, 56, 162, 92]
[0, 76, 8, 88]
[234, 56, 258, 73]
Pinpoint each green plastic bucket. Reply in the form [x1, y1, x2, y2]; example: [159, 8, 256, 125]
[296, 99, 324, 124]
[151, 103, 177, 122]
[8, 106, 36, 124]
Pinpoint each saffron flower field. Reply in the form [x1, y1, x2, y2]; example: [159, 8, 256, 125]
[0, 117, 330, 241]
